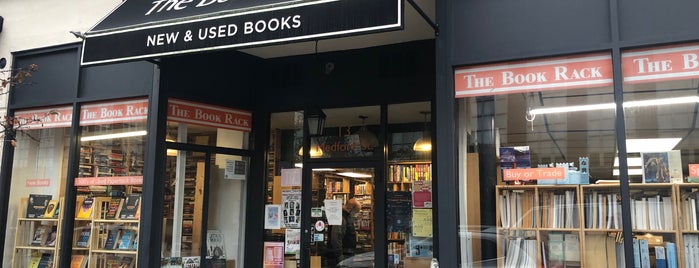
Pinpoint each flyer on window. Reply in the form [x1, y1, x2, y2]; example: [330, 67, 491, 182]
[263, 242, 284, 268]
[265, 204, 281, 229]
[284, 228, 301, 255]
[282, 189, 302, 228]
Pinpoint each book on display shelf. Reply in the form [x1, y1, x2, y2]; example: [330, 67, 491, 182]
[26, 194, 52, 218]
[43, 199, 59, 218]
[119, 194, 141, 220]
[76, 196, 95, 219]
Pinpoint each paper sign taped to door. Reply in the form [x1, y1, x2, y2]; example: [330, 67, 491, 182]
[281, 168, 302, 187]
[324, 199, 343, 225]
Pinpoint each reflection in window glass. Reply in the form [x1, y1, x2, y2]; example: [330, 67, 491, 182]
[456, 53, 617, 267]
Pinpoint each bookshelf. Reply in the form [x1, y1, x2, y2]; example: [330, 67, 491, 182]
[72, 196, 140, 268]
[387, 162, 432, 192]
[12, 197, 64, 268]
[495, 183, 688, 268]
[79, 145, 144, 178]
[354, 182, 374, 252]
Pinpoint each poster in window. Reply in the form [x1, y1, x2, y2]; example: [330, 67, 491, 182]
[206, 230, 226, 259]
[284, 229, 301, 255]
[282, 190, 302, 228]
[263, 242, 284, 268]
[412, 180, 432, 208]
[265, 205, 281, 229]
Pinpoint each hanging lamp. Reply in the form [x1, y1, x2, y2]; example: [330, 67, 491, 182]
[413, 111, 432, 152]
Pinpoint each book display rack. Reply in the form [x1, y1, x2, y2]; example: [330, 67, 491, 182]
[495, 183, 699, 267]
[12, 197, 64, 268]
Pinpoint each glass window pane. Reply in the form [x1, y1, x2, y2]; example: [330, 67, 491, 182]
[386, 101, 433, 267]
[310, 106, 380, 159]
[622, 43, 699, 265]
[205, 154, 248, 267]
[166, 99, 252, 150]
[72, 99, 147, 267]
[455, 53, 616, 267]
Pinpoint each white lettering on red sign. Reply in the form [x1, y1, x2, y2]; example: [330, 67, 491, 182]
[622, 43, 699, 83]
[168, 98, 252, 132]
[454, 53, 613, 98]
[26, 179, 51, 187]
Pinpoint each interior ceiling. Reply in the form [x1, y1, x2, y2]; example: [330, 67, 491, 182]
[239, 0, 436, 59]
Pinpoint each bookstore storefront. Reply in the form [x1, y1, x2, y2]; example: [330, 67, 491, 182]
[1, 0, 444, 268]
[448, 1, 699, 267]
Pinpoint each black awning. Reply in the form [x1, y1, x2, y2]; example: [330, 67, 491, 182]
[81, 0, 402, 66]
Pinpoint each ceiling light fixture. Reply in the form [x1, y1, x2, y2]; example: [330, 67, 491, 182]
[413, 111, 432, 152]
[336, 172, 373, 178]
[355, 115, 379, 151]
[298, 141, 323, 157]
[528, 95, 699, 116]
[81, 130, 147, 141]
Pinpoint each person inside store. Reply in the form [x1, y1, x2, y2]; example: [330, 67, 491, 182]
[327, 197, 360, 267]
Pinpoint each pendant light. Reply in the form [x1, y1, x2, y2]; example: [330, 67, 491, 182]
[413, 111, 432, 152]
[355, 115, 379, 151]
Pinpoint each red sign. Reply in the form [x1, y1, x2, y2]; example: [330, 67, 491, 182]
[263, 242, 284, 267]
[168, 98, 252, 132]
[14, 106, 73, 129]
[690, 164, 699, 177]
[623, 42, 699, 84]
[412, 180, 432, 208]
[454, 53, 613, 98]
[75, 176, 143, 186]
[80, 98, 148, 126]
[502, 167, 566, 181]
[25, 179, 51, 187]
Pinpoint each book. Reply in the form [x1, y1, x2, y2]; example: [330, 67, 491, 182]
[26, 194, 52, 218]
[119, 256, 135, 268]
[119, 194, 141, 220]
[640, 239, 650, 268]
[655, 245, 667, 268]
[45, 225, 58, 247]
[104, 198, 124, 219]
[103, 228, 121, 250]
[37, 253, 53, 268]
[28, 254, 42, 268]
[117, 229, 136, 250]
[43, 199, 59, 218]
[665, 242, 678, 268]
[31, 225, 50, 246]
[70, 255, 87, 268]
[76, 197, 95, 219]
[75, 229, 91, 248]
[206, 230, 226, 258]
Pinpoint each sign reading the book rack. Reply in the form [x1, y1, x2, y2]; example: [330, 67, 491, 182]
[81, 0, 402, 65]
[168, 98, 252, 132]
[622, 42, 699, 83]
[14, 106, 73, 129]
[454, 53, 613, 98]
[80, 98, 149, 126]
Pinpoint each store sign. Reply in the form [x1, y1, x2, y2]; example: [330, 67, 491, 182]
[168, 98, 252, 132]
[75, 176, 143, 186]
[622, 42, 699, 83]
[14, 106, 73, 129]
[502, 167, 566, 181]
[80, 98, 149, 126]
[81, 0, 401, 65]
[454, 53, 613, 98]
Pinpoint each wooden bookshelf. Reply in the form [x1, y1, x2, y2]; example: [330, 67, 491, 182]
[12, 197, 64, 268]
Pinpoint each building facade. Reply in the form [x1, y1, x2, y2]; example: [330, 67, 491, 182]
[0, 0, 698, 268]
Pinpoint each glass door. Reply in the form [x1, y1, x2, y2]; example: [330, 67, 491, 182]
[305, 166, 376, 268]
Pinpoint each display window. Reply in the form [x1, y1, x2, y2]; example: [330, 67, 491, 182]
[161, 99, 250, 267]
[622, 42, 699, 267]
[455, 52, 621, 267]
[71, 98, 147, 268]
[4, 105, 73, 268]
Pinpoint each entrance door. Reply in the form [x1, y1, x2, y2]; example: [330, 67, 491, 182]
[303, 165, 377, 268]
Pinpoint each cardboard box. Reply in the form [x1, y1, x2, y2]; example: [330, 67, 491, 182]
[404, 257, 431, 268]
